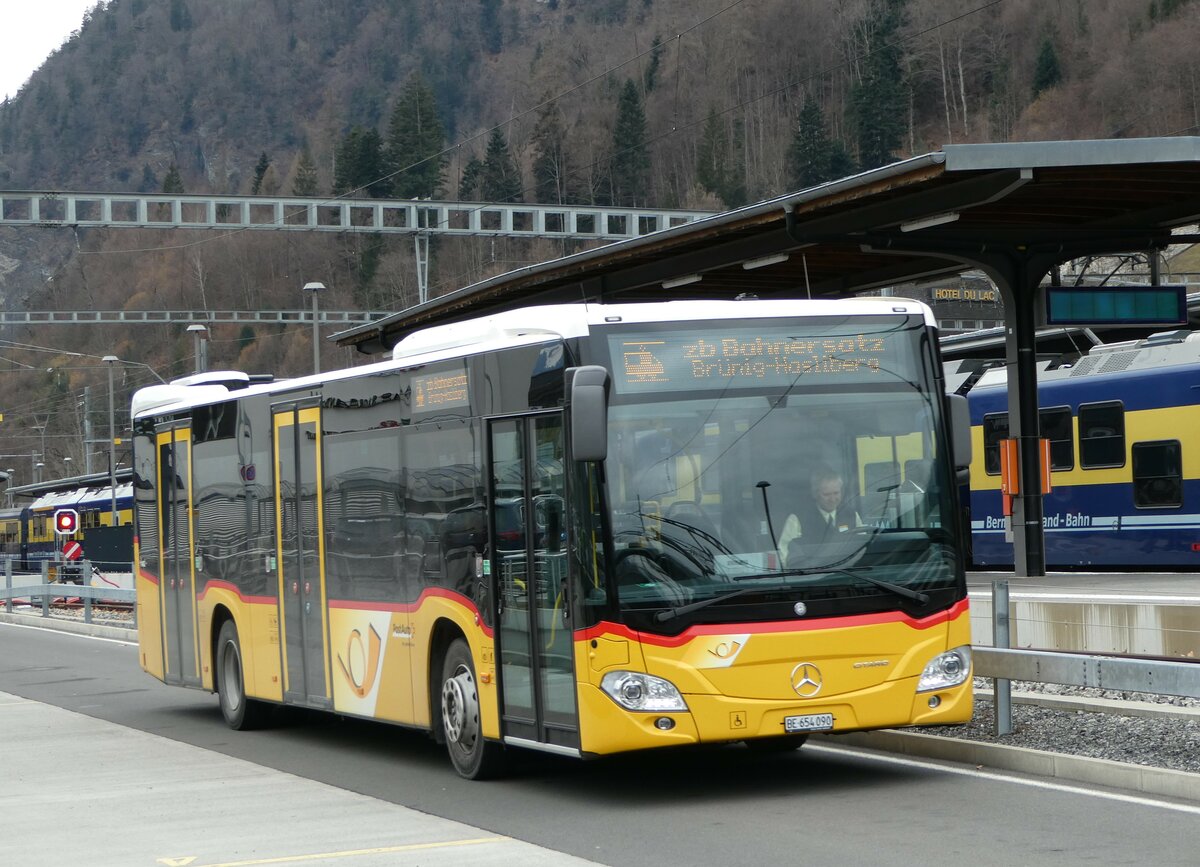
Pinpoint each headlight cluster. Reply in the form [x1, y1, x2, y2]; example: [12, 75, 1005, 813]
[917, 646, 972, 693]
[600, 671, 688, 712]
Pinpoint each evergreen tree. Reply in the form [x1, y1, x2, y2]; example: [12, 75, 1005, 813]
[385, 73, 447, 198]
[827, 139, 857, 181]
[258, 164, 281, 196]
[1032, 36, 1063, 96]
[531, 101, 569, 204]
[334, 126, 387, 197]
[459, 156, 484, 200]
[140, 164, 158, 193]
[644, 36, 664, 93]
[609, 79, 650, 207]
[162, 163, 184, 194]
[251, 151, 270, 195]
[292, 148, 319, 197]
[787, 94, 856, 188]
[696, 107, 746, 207]
[480, 128, 523, 203]
[850, 0, 906, 171]
[169, 0, 193, 31]
[480, 0, 503, 54]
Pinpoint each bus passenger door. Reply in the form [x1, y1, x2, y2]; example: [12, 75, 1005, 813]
[157, 423, 201, 687]
[488, 413, 580, 754]
[273, 401, 332, 709]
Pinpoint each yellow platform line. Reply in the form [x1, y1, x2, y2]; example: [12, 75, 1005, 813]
[188, 835, 511, 867]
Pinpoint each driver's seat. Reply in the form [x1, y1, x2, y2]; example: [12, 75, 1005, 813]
[664, 500, 719, 543]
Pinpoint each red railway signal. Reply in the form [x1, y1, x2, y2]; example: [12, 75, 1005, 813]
[54, 508, 79, 535]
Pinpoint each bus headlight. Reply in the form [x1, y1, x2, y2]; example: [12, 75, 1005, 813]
[917, 646, 971, 693]
[600, 671, 688, 712]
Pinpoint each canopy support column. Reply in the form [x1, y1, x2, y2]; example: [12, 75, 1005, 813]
[974, 252, 1058, 577]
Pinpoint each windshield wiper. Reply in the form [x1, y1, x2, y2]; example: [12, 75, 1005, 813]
[733, 565, 929, 605]
[653, 583, 766, 623]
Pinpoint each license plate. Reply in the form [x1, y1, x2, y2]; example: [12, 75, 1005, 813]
[784, 713, 834, 733]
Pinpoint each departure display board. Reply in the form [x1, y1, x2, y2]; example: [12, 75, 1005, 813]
[1044, 285, 1187, 327]
[607, 319, 916, 394]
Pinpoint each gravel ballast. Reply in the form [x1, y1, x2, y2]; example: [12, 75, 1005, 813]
[916, 678, 1200, 774]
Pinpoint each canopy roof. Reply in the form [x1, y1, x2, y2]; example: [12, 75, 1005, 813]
[336, 138, 1200, 354]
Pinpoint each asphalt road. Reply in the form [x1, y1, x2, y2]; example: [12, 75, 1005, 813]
[2, 623, 1197, 867]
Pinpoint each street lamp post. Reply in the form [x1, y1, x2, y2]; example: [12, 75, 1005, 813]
[303, 282, 325, 375]
[187, 324, 209, 373]
[103, 355, 119, 526]
[32, 416, 47, 479]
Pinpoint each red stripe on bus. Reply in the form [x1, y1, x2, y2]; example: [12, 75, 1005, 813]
[327, 587, 495, 637]
[197, 579, 276, 606]
[576, 597, 970, 647]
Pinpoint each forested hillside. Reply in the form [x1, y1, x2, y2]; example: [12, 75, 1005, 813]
[5, 0, 1200, 204]
[2, 0, 1200, 474]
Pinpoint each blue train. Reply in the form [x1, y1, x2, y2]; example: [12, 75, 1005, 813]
[0, 470, 134, 587]
[951, 329, 1200, 569]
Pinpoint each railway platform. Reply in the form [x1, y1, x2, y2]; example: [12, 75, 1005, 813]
[967, 570, 1200, 657]
[0, 688, 598, 867]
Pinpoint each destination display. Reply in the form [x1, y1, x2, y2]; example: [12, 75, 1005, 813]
[412, 370, 470, 411]
[607, 319, 916, 394]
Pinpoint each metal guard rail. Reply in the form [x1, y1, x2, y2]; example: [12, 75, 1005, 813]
[974, 645, 1200, 699]
[0, 584, 136, 604]
[3, 560, 135, 625]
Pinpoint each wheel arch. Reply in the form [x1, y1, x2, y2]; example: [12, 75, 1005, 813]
[209, 604, 236, 693]
[427, 617, 468, 744]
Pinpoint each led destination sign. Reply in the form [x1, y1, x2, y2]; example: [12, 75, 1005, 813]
[608, 320, 914, 394]
[412, 370, 470, 410]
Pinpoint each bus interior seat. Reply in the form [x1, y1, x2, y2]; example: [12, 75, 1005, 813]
[904, 458, 935, 493]
[863, 460, 901, 516]
[664, 500, 720, 542]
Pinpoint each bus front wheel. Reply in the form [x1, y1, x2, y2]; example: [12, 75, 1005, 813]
[440, 638, 506, 779]
[216, 620, 268, 730]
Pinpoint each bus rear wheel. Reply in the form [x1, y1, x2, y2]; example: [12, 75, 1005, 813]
[440, 638, 506, 779]
[216, 620, 268, 730]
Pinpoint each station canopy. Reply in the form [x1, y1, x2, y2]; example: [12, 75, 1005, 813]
[336, 138, 1200, 354]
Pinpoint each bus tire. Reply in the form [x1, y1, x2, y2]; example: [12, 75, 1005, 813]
[440, 638, 506, 779]
[216, 620, 269, 731]
[744, 734, 809, 752]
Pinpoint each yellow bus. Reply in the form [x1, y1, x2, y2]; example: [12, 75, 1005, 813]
[132, 298, 974, 778]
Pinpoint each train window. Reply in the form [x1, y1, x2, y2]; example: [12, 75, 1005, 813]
[1079, 401, 1125, 468]
[982, 413, 1009, 475]
[1132, 441, 1182, 508]
[1038, 406, 1074, 471]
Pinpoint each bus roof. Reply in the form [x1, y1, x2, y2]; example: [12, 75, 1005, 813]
[133, 298, 935, 420]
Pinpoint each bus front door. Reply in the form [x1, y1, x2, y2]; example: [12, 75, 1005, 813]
[273, 402, 331, 709]
[489, 414, 580, 755]
[157, 423, 200, 687]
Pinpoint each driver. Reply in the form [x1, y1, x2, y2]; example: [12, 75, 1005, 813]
[777, 466, 861, 560]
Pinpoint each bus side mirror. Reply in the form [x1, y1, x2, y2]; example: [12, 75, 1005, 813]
[948, 393, 972, 471]
[569, 365, 609, 462]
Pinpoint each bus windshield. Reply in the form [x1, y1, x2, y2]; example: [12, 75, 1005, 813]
[600, 314, 959, 624]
